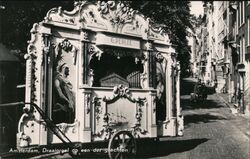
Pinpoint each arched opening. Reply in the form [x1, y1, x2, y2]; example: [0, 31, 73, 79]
[89, 49, 144, 88]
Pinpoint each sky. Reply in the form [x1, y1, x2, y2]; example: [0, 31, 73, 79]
[190, 1, 204, 17]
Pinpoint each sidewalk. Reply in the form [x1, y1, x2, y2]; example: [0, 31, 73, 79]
[216, 93, 239, 114]
[217, 93, 250, 118]
[216, 93, 250, 138]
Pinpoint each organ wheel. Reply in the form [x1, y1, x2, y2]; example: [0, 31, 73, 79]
[108, 131, 137, 159]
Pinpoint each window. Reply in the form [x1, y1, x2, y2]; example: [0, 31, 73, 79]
[240, 37, 245, 62]
[239, 1, 245, 25]
[240, 38, 243, 62]
[243, 1, 245, 24]
[248, 18, 250, 45]
[236, 8, 239, 34]
[243, 37, 245, 61]
[239, 2, 242, 25]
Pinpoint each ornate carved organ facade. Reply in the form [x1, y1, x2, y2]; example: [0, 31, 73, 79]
[17, 1, 183, 147]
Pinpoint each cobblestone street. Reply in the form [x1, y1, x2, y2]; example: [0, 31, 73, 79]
[146, 78, 250, 159]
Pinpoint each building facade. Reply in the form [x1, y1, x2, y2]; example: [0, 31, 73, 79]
[236, 1, 250, 115]
[193, 1, 250, 115]
[190, 2, 217, 87]
[188, 29, 199, 78]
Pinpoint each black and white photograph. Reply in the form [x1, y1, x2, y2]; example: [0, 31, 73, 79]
[0, 1, 249, 159]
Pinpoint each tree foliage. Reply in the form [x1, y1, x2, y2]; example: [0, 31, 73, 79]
[0, 0, 196, 78]
[0, 0, 74, 53]
[128, 1, 196, 77]
[0, 1, 74, 84]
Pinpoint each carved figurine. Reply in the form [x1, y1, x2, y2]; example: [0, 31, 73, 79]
[155, 53, 167, 121]
[53, 63, 75, 123]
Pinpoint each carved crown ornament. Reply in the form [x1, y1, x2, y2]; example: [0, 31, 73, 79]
[40, 0, 173, 43]
[97, 1, 136, 30]
[103, 85, 146, 104]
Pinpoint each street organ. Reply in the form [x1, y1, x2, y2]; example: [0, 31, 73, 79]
[17, 1, 183, 157]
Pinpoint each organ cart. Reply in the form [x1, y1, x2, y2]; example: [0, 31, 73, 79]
[17, 1, 184, 158]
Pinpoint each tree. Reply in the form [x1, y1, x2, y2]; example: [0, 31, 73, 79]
[0, 0, 74, 52]
[0, 0, 75, 83]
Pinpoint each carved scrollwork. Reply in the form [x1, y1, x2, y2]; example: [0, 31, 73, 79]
[92, 96, 102, 122]
[59, 38, 73, 52]
[85, 94, 91, 114]
[80, 31, 89, 41]
[122, 19, 144, 36]
[87, 44, 103, 87]
[17, 114, 32, 147]
[140, 72, 147, 89]
[55, 39, 78, 65]
[24, 23, 41, 112]
[112, 85, 130, 97]
[92, 96, 113, 140]
[140, 52, 148, 89]
[151, 24, 164, 35]
[28, 23, 39, 45]
[81, 9, 97, 23]
[132, 126, 147, 138]
[43, 46, 50, 55]
[176, 62, 180, 72]
[145, 41, 153, 51]
[98, 1, 115, 14]
[93, 124, 113, 140]
[103, 85, 146, 104]
[97, 1, 136, 31]
[155, 52, 165, 63]
[80, 8, 108, 30]
[88, 44, 103, 61]
[132, 98, 148, 137]
[103, 85, 129, 102]
[177, 115, 184, 136]
[56, 121, 79, 134]
[44, 4, 82, 25]
[148, 21, 170, 43]
[152, 95, 156, 113]
[171, 61, 179, 77]
[103, 113, 109, 124]
[87, 69, 94, 87]
[93, 112, 114, 140]
[26, 23, 39, 60]
[102, 85, 148, 137]
[17, 110, 44, 148]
